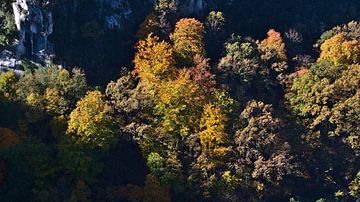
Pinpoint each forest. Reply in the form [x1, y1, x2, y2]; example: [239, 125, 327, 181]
[0, 0, 359, 201]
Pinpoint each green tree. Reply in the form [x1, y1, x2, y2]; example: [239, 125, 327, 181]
[15, 66, 88, 117]
[147, 152, 165, 177]
[287, 63, 360, 151]
[0, 1, 16, 46]
[206, 11, 225, 32]
[217, 35, 260, 100]
[0, 137, 58, 201]
[316, 21, 360, 47]
[58, 137, 103, 182]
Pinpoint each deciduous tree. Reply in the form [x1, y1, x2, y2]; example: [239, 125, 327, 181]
[199, 104, 229, 158]
[155, 69, 203, 139]
[235, 101, 299, 192]
[0, 71, 18, 100]
[287, 63, 360, 151]
[67, 91, 116, 148]
[134, 34, 175, 89]
[170, 18, 205, 65]
[259, 29, 288, 74]
[318, 33, 360, 65]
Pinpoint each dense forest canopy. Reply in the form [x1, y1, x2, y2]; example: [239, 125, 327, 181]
[0, 0, 359, 201]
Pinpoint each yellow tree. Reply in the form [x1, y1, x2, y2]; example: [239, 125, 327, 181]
[67, 91, 116, 148]
[133, 33, 175, 89]
[318, 33, 360, 65]
[199, 104, 229, 157]
[155, 69, 202, 138]
[189, 104, 232, 199]
[0, 71, 18, 100]
[44, 87, 68, 115]
[170, 18, 205, 65]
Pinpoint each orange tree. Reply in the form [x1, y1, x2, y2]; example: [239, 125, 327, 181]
[170, 18, 205, 66]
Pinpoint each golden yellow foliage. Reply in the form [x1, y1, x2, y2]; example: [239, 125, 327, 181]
[67, 91, 116, 148]
[44, 88, 66, 115]
[26, 92, 44, 108]
[319, 33, 360, 65]
[155, 69, 202, 137]
[199, 104, 229, 157]
[0, 71, 18, 100]
[134, 33, 175, 89]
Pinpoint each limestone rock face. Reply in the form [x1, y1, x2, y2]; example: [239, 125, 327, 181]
[99, 0, 133, 30]
[12, 0, 54, 63]
[0, 0, 54, 71]
[1, 0, 205, 78]
[179, 0, 203, 16]
[0, 49, 24, 75]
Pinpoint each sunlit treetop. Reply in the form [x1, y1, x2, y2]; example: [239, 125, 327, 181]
[134, 33, 176, 88]
[67, 90, 116, 149]
[318, 33, 360, 65]
[259, 29, 287, 61]
[170, 18, 205, 66]
[0, 71, 18, 100]
[206, 11, 225, 32]
[199, 104, 229, 158]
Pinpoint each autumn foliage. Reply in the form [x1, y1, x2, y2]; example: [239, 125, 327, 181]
[259, 29, 287, 61]
[134, 34, 176, 88]
[67, 91, 116, 148]
[318, 33, 360, 65]
[170, 18, 205, 65]
[0, 13, 359, 202]
[199, 104, 229, 157]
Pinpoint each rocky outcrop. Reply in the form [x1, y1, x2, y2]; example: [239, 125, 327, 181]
[12, 0, 54, 63]
[0, 50, 24, 75]
[99, 0, 133, 30]
[0, 0, 53, 68]
[0, 0, 54, 71]
[1, 0, 204, 80]
[179, 0, 203, 16]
